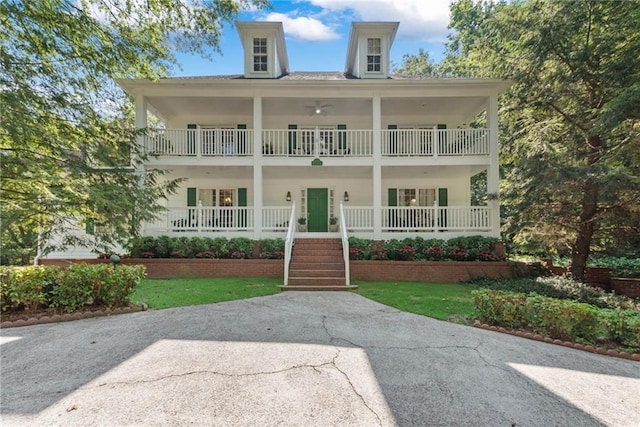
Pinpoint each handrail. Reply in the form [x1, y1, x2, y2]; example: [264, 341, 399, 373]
[339, 201, 350, 286]
[283, 202, 297, 286]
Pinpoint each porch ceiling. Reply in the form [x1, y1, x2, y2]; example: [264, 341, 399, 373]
[263, 166, 372, 179]
[382, 165, 487, 179]
[145, 95, 488, 123]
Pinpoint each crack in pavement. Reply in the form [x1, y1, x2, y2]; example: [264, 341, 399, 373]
[331, 349, 384, 427]
[92, 357, 339, 389]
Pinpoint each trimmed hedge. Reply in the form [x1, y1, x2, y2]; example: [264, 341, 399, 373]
[467, 275, 640, 310]
[473, 289, 640, 350]
[129, 236, 285, 259]
[0, 264, 146, 314]
[347, 236, 503, 261]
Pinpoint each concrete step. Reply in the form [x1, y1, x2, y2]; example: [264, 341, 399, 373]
[289, 262, 344, 270]
[293, 248, 342, 256]
[289, 269, 345, 278]
[279, 285, 358, 291]
[287, 277, 347, 286]
[293, 255, 343, 263]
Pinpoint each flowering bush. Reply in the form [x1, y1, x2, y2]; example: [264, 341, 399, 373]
[369, 241, 387, 260]
[426, 246, 445, 260]
[449, 247, 469, 261]
[140, 251, 155, 258]
[349, 247, 365, 260]
[478, 251, 504, 261]
[230, 251, 246, 259]
[170, 250, 183, 258]
[399, 245, 416, 261]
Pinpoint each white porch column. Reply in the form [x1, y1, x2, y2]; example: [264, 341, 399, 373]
[486, 92, 500, 238]
[253, 94, 263, 239]
[372, 93, 382, 240]
[134, 91, 148, 161]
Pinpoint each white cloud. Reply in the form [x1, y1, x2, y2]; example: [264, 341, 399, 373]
[262, 12, 340, 41]
[306, 0, 452, 43]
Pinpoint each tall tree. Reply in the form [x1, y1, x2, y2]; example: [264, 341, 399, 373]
[0, 0, 269, 263]
[442, 0, 640, 280]
[393, 48, 436, 77]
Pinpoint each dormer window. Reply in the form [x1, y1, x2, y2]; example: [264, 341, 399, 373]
[367, 38, 382, 72]
[253, 38, 268, 72]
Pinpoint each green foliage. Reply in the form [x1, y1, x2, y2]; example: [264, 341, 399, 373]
[442, 0, 640, 279]
[467, 276, 640, 311]
[346, 236, 504, 262]
[473, 289, 640, 350]
[225, 237, 253, 259]
[0, 0, 269, 264]
[0, 266, 60, 312]
[589, 257, 640, 278]
[0, 264, 146, 314]
[393, 48, 436, 77]
[258, 239, 285, 259]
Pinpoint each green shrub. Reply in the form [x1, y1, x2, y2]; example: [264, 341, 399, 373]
[226, 238, 253, 259]
[467, 276, 640, 310]
[93, 264, 146, 306]
[348, 237, 370, 259]
[155, 235, 174, 258]
[589, 257, 640, 278]
[473, 289, 640, 350]
[258, 239, 285, 259]
[1, 266, 60, 312]
[130, 236, 157, 258]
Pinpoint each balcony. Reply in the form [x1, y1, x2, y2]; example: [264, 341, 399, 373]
[144, 205, 493, 235]
[143, 128, 490, 159]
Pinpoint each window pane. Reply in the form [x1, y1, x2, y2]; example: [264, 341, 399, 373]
[367, 38, 381, 54]
[219, 189, 234, 206]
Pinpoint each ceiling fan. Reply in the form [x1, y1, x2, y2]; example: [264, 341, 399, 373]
[305, 101, 332, 116]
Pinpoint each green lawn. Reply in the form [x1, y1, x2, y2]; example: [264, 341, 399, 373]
[352, 280, 479, 323]
[131, 277, 478, 324]
[131, 277, 282, 309]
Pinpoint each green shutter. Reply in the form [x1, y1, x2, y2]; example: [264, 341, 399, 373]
[187, 124, 197, 154]
[437, 124, 447, 130]
[187, 187, 197, 207]
[85, 218, 95, 235]
[388, 124, 397, 154]
[438, 188, 448, 206]
[237, 124, 247, 155]
[288, 124, 297, 154]
[337, 124, 347, 149]
[438, 188, 448, 229]
[388, 188, 398, 228]
[238, 187, 247, 228]
[388, 188, 397, 206]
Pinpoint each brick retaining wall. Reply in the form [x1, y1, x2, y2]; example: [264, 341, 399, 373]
[42, 258, 515, 282]
[610, 278, 640, 299]
[350, 260, 515, 283]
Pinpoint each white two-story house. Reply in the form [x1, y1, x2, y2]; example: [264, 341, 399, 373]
[46, 21, 509, 259]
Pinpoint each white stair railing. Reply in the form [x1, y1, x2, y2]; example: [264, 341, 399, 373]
[339, 201, 350, 286]
[283, 202, 297, 286]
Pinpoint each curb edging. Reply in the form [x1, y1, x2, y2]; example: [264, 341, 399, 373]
[0, 304, 148, 329]
[473, 321, 640, 362]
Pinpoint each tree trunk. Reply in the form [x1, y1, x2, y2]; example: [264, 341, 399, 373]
[570, 135, 602, 281]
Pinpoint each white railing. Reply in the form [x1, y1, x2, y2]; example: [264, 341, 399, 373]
[143, 128, 488, 158]
[262, 129, 373, 157]
[144, 128, 253, 157]
[339, 202, 350, 286]
[383, 206, 491, 232]
[381, 128, 489, 157]
[144, 205, 492, 234]
[146, 206, 252, 232]
[343, 207, 374, 231]
[262, 207, 293, 231]
[283, 202, 296, 286]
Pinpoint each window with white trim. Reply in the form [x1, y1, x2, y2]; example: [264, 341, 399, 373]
[253, 38, 268, 72]
[198, 188, 235, 206]
[398, 188, 436, 206]
[367, 38, 381, 72]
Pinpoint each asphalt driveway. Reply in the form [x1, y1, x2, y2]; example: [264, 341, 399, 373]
[1, 292, 638, 426]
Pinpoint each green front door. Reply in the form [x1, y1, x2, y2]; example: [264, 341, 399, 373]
[307, 188, 328, 232]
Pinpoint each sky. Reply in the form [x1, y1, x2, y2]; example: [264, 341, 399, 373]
[173, 0, 454, 76]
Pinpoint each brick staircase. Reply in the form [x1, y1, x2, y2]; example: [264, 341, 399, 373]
[280, 238, 357, 291]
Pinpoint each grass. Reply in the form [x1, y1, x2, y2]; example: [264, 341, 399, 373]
[130, 277, 479, 323]
[130, 277, 282, 309]
[352, 280, 479, 323]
